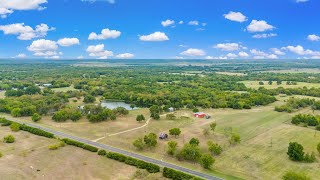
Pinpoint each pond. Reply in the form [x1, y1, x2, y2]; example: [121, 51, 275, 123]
[101, 101, 138, 110]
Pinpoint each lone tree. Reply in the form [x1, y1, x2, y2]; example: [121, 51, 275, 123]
[133, 138, 144, 150]
[210, 122, 217, 133]
[144, 133, 157, 148]
[130, 104, 135, 110]
[287, 142, 305, 161]
[169, 128, 181, 138]
[136, 114, 146, 122]
[200, 154, 215, 169]
[32, 113, 42, 122]
[167, 141, 178, 156]
[189, 138, 200, 146]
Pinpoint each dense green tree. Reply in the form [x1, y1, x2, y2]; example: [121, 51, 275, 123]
[32, 113, 42, 122]
[11, 108, 22, 117]
[144, 133, 157, 148]
[189, 138, 200, 146]
[167, 141, 178, 156]
[178, 143, 202, 162]
[208, 141, 223, 155]
[133, 138, 144, 150]
[136, 114, 146, 122]
[83, 94, 96, 103]
[169, 128, 181, 138]
[10, 123, 20, 132]
[287, 142, 305, 161]
[199, 154, 215, 169]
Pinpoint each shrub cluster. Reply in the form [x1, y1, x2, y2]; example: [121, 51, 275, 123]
[19, 124, 54, 138]
[106, 152, 160, 173]
[0, 118, 12, 126]
[61, 138, 98, 152]
[162, 167, 204, 180]
[291, 114, 320, 126]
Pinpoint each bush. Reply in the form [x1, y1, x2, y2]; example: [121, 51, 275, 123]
[304, 152, 316, 163]
[287, 142, 304, 161]
[199, 154, 215, 169]
[20, 124, 54, 138]
[32, 113, 42, 122]
[316, 125, 320, 131]
[10, 123, 20, 132]
[107, 152, 160, 173]
[163, 167, 204, 180]
[0, 152, 2, 158]
[61, 138, 98, 152]
[48, 144, 59, 150]
[0, 118, 12, 126]
[98, 149, 107, 156]
[3, 135, 15, 143]
[208, 141, 223, 155]
[229, 133, 241, 145]
[189, 138, 200, 146]
[282, 171, 310, 180]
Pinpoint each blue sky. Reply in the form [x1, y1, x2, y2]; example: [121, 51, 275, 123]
[0, 0, 319, 60]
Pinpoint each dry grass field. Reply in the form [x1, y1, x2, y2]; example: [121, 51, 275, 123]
[0, 126, 167, 180]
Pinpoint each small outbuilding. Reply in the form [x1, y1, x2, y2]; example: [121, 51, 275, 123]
[194, 112, 206, 118]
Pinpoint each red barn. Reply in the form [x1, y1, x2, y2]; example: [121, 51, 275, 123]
[194, 112, 206, 118]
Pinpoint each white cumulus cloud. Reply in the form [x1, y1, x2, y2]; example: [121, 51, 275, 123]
[247, 20, 275, 33]
[14, 53, 26, 58]
[0, 0, 47, 17]
[57, 38, 80, 47]
[180, 48, 205, 56]
[307, 34, 320, 41]
[139, 32, 169, 41]
[224, 11, 247, 23]
[0, 23, 54, 40]
[115, 53, 134, 59]
[238, 51, 249, 57]
[282, 45, 320, 56]
[188, 21, 199, 26]
[271, 48, 285, 55]
[161, 19, 175, 27]
[27, 39, 59, 58]
[214, 43, 241, 51]
[86, 44, 113, 59]
[252, 33, 277, 39]
[88, 28, 121, 40]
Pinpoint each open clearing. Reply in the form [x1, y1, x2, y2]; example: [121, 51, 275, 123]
[0, 91, 5, 99]
[0, 126, 164, 180]
[2, 96, 320, 179]
[216, 72, 247, 76]
[51, 86, 78, 92]
[241, 81, 320, 89]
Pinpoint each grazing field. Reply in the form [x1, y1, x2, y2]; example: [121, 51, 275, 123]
[0, 126, 164, 179]
[241, 81, 320, 89]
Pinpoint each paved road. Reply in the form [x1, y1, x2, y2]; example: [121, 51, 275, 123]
[5, 117, 222, 180]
